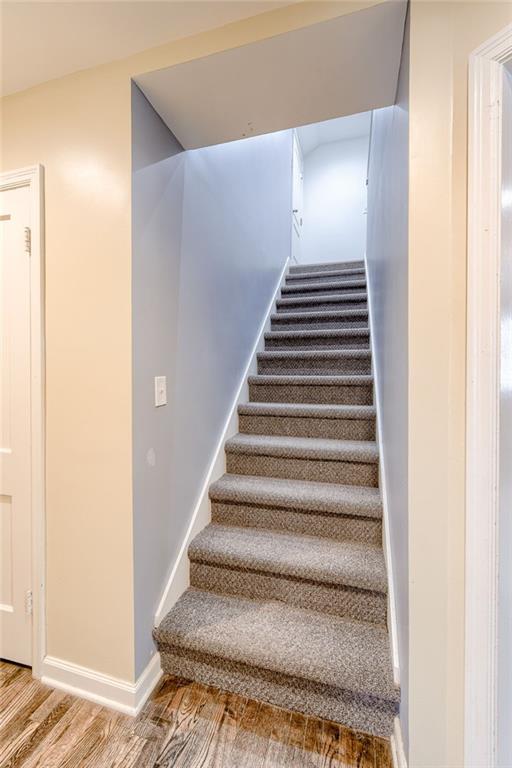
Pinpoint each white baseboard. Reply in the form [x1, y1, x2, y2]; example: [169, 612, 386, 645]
[391, 717, 408, 768]
[154, 257, 290, 627]
[363, 255, 401, 686]
[40, 652, 162, 716]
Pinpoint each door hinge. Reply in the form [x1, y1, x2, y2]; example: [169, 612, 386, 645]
[25, 590, 33, 615]
[24, 226, 31, 257]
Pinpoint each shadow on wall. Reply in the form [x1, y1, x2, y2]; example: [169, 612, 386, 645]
[131, 82, 293, 677]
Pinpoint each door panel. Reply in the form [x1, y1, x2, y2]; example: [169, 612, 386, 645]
[0, 183, 32, 666]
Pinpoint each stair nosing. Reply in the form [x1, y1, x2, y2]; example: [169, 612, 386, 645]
[238, 402, 376, 420]
[265, 328, 370, 340]
[248, 373, 373, 385]
[282, 279, 367, 293]
[271, 309, 369, 321]
[286, 269, 365, 282]
[258, 349, 371, 360]
[189, 523, 388, 594]
[225, 433, 379, 463]
[276, 292, 368, 306]
[155, 588, 398, 702]
[209, 473, 382, 518]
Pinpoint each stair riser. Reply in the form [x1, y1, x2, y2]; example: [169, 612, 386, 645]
[281, 285, 366, 298]
[257, 357, 372, 376]
[226, 453, 379, 486]
[265, 335, 369, 350]
[211, 501, 383, 545]
[276, 300, 368, 313]
[271, 316, 369, 331]
[239, 413, 376, 441]
[159, 648, 397, 738]
[190, 562, 387, 624]
[290, 261, 364, 274]
[249, 381, 373, 405]
[285, 271, 365, 286]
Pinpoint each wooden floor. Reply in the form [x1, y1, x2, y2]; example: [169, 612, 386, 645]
[0, 660, 393, 767]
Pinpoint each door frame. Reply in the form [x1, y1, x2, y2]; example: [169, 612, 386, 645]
[0, 165, 45, 677]
[465, 24, 512, 768]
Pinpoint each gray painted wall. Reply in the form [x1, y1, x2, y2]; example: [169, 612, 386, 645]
[132, 85, 293, 676]
[132, 83, 185, 676]
[366, 11, 409, 754]
[301, 136, 369, 265]
[167, 128, 293, 622]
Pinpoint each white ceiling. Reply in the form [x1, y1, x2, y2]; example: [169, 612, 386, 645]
[136, 1, 406, 149]
[0, 1, 288, 97]
[297, 112, 372, 157]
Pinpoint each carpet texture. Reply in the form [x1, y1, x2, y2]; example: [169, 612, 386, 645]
[154, 259, 399, 737]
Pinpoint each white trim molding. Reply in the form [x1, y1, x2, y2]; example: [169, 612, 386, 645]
[465, 24, 512, 768]
[391, 717, 408, 768]
[0, 165, 46, 679]
[363, 255, 400, 687]
[154, 257, 290, 626]
[41, 653, 162, 716]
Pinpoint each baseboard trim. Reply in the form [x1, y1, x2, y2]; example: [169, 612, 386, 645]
[391, 717, 408, 768]
[154, 257, 291, 627]
[363, 254, 400, 686]
[40, 652, 162, 716]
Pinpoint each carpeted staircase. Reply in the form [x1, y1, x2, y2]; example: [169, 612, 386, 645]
[154, 259, 399, 737]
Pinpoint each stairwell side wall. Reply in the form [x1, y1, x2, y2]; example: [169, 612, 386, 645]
[366, 8, 410, 758]
[150, 130, 293, 657]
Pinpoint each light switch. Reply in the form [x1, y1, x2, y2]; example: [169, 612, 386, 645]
[154, 376, 167, 407]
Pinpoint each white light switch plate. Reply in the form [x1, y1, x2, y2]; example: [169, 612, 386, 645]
[154, 376, 167, 407]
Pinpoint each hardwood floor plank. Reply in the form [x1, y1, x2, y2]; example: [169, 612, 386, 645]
[34, 700, 103, 768]
[170, 687, 227, 767]
[0, 667, 394, 768]
[4, 696, 73, 768]
[374, 736, 393, 768]
[262, 703, 292, 767]
[209, 689, 247, 768]
[224, 698, 269, 768]
[0, 677, 42, 730]
[0, 685, 52, 758]
[304, 715, 327, 767]
[338, 726, 375, 768]
[154, 681, 210, 766]
[286, 710, 309, 767]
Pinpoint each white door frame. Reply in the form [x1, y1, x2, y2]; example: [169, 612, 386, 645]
[0, 165, 45, 677]
[465, 24, 512, 768]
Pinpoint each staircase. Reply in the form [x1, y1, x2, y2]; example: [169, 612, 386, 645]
[154, 259, 399, 738]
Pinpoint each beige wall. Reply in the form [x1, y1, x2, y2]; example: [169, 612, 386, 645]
[0, 1, 376, 683]
[408, 2, 512, 766]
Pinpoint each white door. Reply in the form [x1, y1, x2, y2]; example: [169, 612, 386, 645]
[0, 182, 32, 666]
[292, 133, 304, 263]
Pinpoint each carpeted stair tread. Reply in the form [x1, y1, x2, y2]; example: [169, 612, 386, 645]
[248, 373, 373, 386]
[225, 433, 379, 463]
[264, 328, 370, 343]
[238, 402, 376, 420]
[286, 268, 365, 283]
[289, 260, 364, 274]
[281, 279, 366, 295]
[271, 307, 368, 323]
[189, 523, 387, 593]
[209, 473, 382, 519]
[270, 307, 369, 331]
[276, 293, 367, 310]
[258, 349, 371, 362]
[155, 588, 398, 702]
